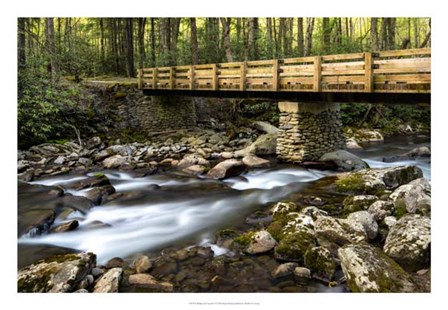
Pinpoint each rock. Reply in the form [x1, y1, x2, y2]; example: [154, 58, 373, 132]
[50, 220, 79, 233]
[234, 148, 250, 158]
[383, 146, 431, 163]
[94, 149, 111, 161]
[177, 154, 208, 168]
[84, 185, 116, 205]
[271, 201, 299, 221]
[220, 151, 234, 159]
[245, 231, 277, 254]
[18, 252, 96, 292]
[152, 261, 178, 277]
[78, 157, 92, 166]
[206, 159, 245, 180]
[319, 150, 369, 172]
[105, 257, 124, 269]
[294, 267, 311, 279]
[134, 256, 152, 273]
[102, 155, 127, 169]
[242, 155, 271, 168]
[18, 160, 29, 172]
[253, 121, 280, 134]
[383, 216, 397, 228]
[69, 174, 112, 191]
[299, 207, 328, 220]
[339, 243, 415, 292]
[74, 289, 89, 293]
[346, 211, 378, 240]
[54, 156, 66, 165]
[383, 214, 430, 271]
[247, 133, 277, 155]
[128, 273, 174, 292]
[93, 267, 122, 293]
[345, 138, 363, 150]
[315, 216, 366, 246]
[389, 178, 431, 215]
[304, 246, 337, 282]
[77, 274, 94, 290]
[353, 129, 384, 143]
[368, 200, 394, 222]
[343, 195, 379, 213]
[91, 267, 105, 278]
[85, 136, 102, 149]
[271, 262, 298, 279]
[182, 165, 206, 175]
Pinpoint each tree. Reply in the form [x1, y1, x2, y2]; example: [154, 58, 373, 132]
[150, 18, 156, 66]
[322, 17, 331, 53]
[304, 18, 315, 56]
[124, 18, 134, 77]
[18, 18, 26, 70]
[371, 18, 379, 51]
[190, 18, 199, 64]
[45, 18, 59, 81]
[137, 18, 146, 69]
[297, 18, 304, 57]
[220, 18, 233, 62]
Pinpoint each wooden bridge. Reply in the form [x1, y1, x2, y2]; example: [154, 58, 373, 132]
[138, 48, 430, 104]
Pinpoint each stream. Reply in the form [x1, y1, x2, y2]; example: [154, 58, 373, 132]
[17, 134, 430, 292]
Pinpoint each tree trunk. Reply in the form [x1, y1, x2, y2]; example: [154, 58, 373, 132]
[45, 18, 59, 81]
[322, 17, 331, 53]
[190, 18, 199, 65]
[297, 17, 304, 57]
[266, 17, 274, 58]
[159, 18, 170, 66]
[137, 18, 146, 69]
[150, 18, 156, 66]
[170, 18, 181, 65]
[99, 18, 105, 62]
[304, 18, 315, 56]
[380, 18, 388, 50]
[220, 18, 233, 62]
[413, 18, 419, 48]
[124, 18, 135, 77]
[244, 18, 256, 60]
[387, 18, 396, 50]
[370, 17, 379, 51]
[18, 18, 26, 70]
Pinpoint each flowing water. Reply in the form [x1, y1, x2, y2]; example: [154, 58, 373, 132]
[17, 135, 430, 291]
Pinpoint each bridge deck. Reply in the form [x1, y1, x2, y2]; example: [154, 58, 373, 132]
[138, 48, 430, 104]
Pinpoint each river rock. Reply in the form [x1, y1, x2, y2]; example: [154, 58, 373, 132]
[50, 220, 79, 233]
[245, 231, 277, 254]
[253, 121, 280, 134]
[343, 195, 379, 213]
[54, 156, 66, 165]
[206, 159, 245, 180]
[182, 165, 206, 175]
[220, 151, 234, 159]
[106, 257, 124, 269]
[69, 174, 112, 191]
[353, 129, 384, 142]
[78, 157, 92, 166]
[294, 267, 311, 279]
[368, 200, 394, 222]
[18, 252, 96, 292]
[102, 155, 127, 169]
[383, 216, 397, 228]
[339, 242, 415, 292]
[93, 267, 122, 293]
[389, 178, 431, 215]
[84, 185, 116, 205]
[128, 273, 174, 292]
[242, 154, 271, 168]
[94, 149, 111, 161]
[315, 216, 366, 247]
[319, 150, 369, 172]
[271, 201, 299, 221]
[383, 214, 430, 271]
[247, 133, 277, 155]
[345, 138, 363, 150]
[134, 256, 152, 273]
[85, 136, 102, 149]
[271, 262, 298, 278]
[346, 211, 378, 240]
[383, 146, 431, 163]
[304, 246, 337, 282]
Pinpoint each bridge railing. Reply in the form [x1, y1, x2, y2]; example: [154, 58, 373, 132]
[138, 48, 430, 94]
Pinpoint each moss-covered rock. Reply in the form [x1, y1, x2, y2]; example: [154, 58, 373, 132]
[18, 252, 96, 292]
[245, 231, 277, 254]
[389, 178, 431, 216]
[271, 201, 300, 222]
[274, 230, 316, 262]
[368, 200, 394, 222]
[315, 216, 366, 247]
[343, 195, 379, 214]
[339, 242, 416, 292]
[304, 246, 337, 282]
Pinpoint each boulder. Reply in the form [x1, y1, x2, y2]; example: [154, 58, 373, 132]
[389, 178, 431, 215]
[271, 262, 298, 279]
[206, 159, 245, 180]
[368, 200, 394, 222]
[383, 216, 397, 228]
[105, 257, 124, 269]
[304, 246, 337, 282]
[353, 129, 384, 143]
[245, 231, 277, 254]
[293, 267, 311, 279]
[253, 121, 280, 134]
[177, 154, 208, 168]
[346, 211, 378, 240]
[18, 252, 96, 292]
[78, 157, 93, 166]
[247, 133, 277, 155]
[54, 156, 66, 165]
[383, 146, 431, 163]
[242, 155, 271, 168]
[102, 155, 127, 169]
[319, 150, 369, 172]
[50, 220, 79, 233]
[134, 256, 152, 274]
[315, 216, 366, 247]
[345, 138, 363, 150]
[271, 201, 299, 221]
[383, 214, 430, 271]
[220, 152, 234, 159]
[128, 274, 174, 292]
[85, 136, 102, 149]
[343, 195, 379, 213]
[68, 174, 112, 191]
[93, 267, 122, 293]
[339, 243, 415, 292]
[84, 185, 116, 205]
[182, 165, 206, 176]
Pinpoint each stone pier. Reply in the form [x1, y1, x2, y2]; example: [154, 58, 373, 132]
[276, 102, 345, 162]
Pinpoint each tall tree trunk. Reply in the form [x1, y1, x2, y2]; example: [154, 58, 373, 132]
[304, 18, 315, 56]
[99, 18, 105, 62]
[413, 18, 419, 48]
[370, 17, 379, 51]
[380, 18, 388, 50]
[253, 18, 259, 59]
[266, 17, 274, 58]
[124, 18, 135, 77]
[170, 18, 181, 65]
[159, 18, 170, 66]
[190, 18, 199, 64]
[18, 18, 26, 70]
[45, 18, 59, 81]
[297, 17, 304, 57]
[244, 18, 256, 60]
[278, 18, 285, 57]
[137, 18, 146, 69]
[220, 18, 233, 62]
[150, 18, 156, 66]
[322, 17, 331, 53]
[420, 20, 431, 48]
[387, 18, 396, 50]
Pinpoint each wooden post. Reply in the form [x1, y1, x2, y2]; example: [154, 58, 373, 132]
[240, 61, 247, 91]
[190, 65, 195, 90]
[272, 59, 279, 91]
[211, 64, 218, 90]
[364, 52, 373, 92]
[169, 67, 175, 89]
[313, 56, 322, 92]
[152, 68, 158, 89]
[137, 69, 143, 89]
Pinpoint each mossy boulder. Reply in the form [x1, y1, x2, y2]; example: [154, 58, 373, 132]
[346, 211, 378, 241]
[274, 230, 316, 262]
[18, 252, 96, 292]
[343, 195, 379, 214]
[245, 231, 277, 254]
[304, 246, 337, 282]
[339, 243, 416, 292]
[389, 178, 431, 216]
[368, 200, 394, 222]
[271, 201, 300, 222]
[383, 214, 430, 271]
[315, 216, 366, 247]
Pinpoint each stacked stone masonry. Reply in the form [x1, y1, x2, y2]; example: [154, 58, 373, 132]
[277, 102, 345, 162]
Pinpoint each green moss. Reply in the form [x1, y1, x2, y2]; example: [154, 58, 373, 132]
[114, 92, 127, 99]
[267, 221, 285, 241]
[303, 247, 336, 281]
[234, 231, 255, 246]
[92, 172, 105, 178]
[335, 174, 366, 193]
[395, 204, 408, 219]
[48, 139, 69, 145]
[274, 231, 316, 262]
[216, 228, 238, 238]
